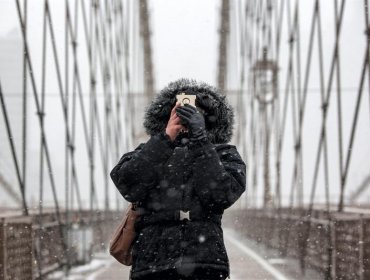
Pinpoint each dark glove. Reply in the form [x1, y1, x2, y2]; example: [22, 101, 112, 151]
[176, 104, 207, 142]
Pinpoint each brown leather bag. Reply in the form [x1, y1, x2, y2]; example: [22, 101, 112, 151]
[109, 202, 140, 265]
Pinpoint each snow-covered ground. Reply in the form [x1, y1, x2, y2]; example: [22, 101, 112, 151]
[47, 253, 115, 280]
[47, 227, 321, 280]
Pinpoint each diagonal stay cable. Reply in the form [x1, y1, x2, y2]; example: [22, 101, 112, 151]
[334, 0, 344, 211]
[89, 1, 98, 213]
[110, 0, 124, 169]
[66, 2, 92, 171]
[69, 0, 83, 214]
[100, 0, 133, 224]
[286, 0, 322, 218]
[308, 0, 346, 210]
[67, 0, 100, 208]
[102, 0, 114, 211]
[104, 0, 124, 210]
[45, 0, 98, 213]
[282, 0, 299, 209]
[45, 0, 76, 217]
[338, 41, 369, 211]
[365, 0, 370, 118]
[274, 0, 286, 209]
[304, 0, 346, 212]
[101, 0, 118, 213]
[111, 2, 125, 210]
[111, 0, 126, 158]
[279, 0, 303, 257]
[64, 0, 72, 270]
[112, 0, 125, 155]
[286, 0, 304, 209]
[14, 0, 69, 263]
[316, 0, 331, 213]
[99, 0, 126, 217]
[21, 0, 28, 205]
[294, 0, 304, 207]
[91, 1, 111, 210]
[36, 1, 49, 274]
[300, 0, 334, 273]
[93, 2, 112, 177]
[0, 81, 28, 215]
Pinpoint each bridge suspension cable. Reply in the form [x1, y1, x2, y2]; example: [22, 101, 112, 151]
[225, 0, 370, 212]
[222, 1, 370, 277]
[0, 0, 153, 277]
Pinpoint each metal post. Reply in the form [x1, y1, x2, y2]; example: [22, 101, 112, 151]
[252, 47, 278, 207]
[359, 214, 364, 280]
[263, 103, 271, 206]
[0, 218, 5, 279]
[330, 219, 337, 279]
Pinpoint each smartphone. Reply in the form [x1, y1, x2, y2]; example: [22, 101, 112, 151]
[176, 93, 196, 107]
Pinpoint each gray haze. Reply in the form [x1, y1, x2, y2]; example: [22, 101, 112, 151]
[0, 0, 369, 210]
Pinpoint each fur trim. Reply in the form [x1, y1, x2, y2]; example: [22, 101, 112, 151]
[143, 78, 234, 144]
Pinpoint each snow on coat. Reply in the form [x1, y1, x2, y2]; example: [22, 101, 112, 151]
[110, 78, 246, 279]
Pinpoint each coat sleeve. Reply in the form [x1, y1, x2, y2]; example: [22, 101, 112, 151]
[190, 140, 246, 212]
[110, 133, 174, 202]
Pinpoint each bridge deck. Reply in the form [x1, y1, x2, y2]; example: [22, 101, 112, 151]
[88, 228, 301, 280]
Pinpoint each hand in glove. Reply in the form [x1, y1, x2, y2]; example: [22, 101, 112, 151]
[176, 104, 207, 142]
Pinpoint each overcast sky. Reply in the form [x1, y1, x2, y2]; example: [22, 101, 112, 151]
[148, 0, 220, 90]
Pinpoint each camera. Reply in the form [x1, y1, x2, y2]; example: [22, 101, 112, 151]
[176, 92, 196, 107]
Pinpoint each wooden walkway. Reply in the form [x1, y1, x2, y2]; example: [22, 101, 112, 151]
[90, 228, 291, 280]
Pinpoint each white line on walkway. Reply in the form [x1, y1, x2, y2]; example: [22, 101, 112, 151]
[224, 232, 290, 280]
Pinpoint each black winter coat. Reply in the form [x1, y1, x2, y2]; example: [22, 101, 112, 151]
[110, 79, 246, 279]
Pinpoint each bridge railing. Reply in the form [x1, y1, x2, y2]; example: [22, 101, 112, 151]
[0, 210, 122, 279]
[224, 208, 370, 280]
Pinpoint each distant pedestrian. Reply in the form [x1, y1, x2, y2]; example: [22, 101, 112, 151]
[110, 78, 246, 280]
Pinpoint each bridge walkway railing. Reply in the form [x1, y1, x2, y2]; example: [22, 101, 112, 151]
[223, 208, 370, 280]
[0, 210, 122, 279]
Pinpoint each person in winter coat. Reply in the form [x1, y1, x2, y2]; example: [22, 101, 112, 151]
[110, 78, 246, 280]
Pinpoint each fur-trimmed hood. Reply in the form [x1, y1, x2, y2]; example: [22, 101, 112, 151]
[143, 78, 234, 144]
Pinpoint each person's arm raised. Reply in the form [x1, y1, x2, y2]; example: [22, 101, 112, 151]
[110, 102, 185, 202]
[176, 104, 246, 212]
